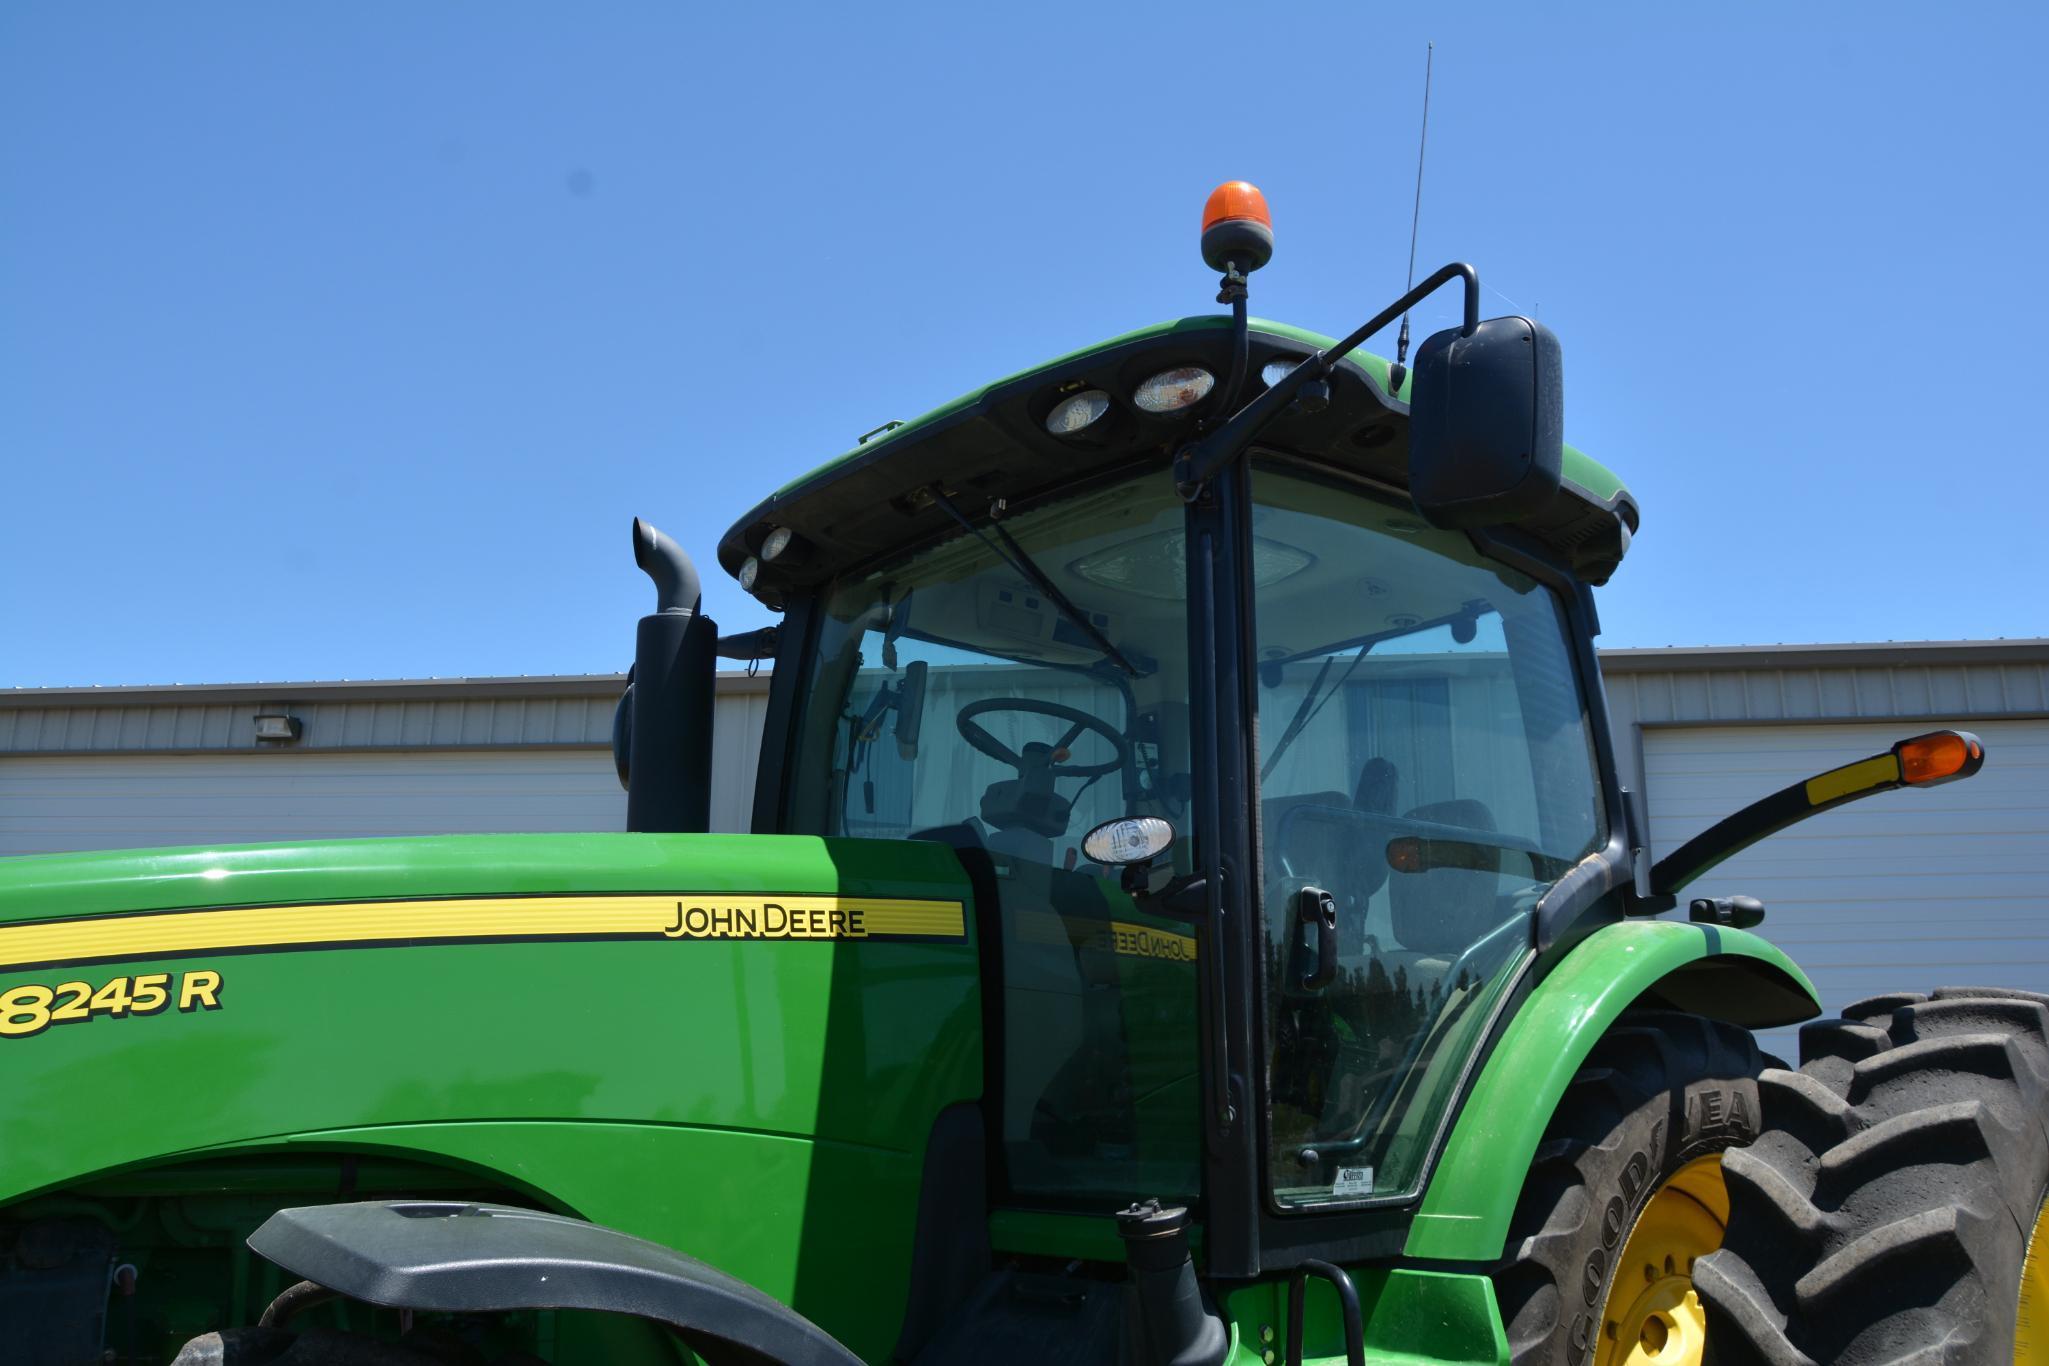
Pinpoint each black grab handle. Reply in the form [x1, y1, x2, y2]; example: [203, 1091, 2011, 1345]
[1296, 887, 1338, 991]
[1285, 1259, 1364, 1366]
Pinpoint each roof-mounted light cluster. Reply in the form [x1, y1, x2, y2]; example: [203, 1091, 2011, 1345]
[737, 525, 811, 594]
[1046, 389, 1112, 436]
[1042, 364, 1220, 438]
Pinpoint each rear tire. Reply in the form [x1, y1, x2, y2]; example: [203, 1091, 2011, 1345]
[1493, 1010, 1766, 1366]
[1696, 987, 2049, 1366]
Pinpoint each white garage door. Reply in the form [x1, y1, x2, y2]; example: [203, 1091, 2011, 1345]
[0, 749, 628, 857]
[1644, 719, 2049, 1060]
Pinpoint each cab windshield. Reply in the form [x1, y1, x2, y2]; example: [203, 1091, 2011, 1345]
[1250, 460, 1605, 1208]
[783, 459, 1606, 1214]
[787, 470, 1201, 1204]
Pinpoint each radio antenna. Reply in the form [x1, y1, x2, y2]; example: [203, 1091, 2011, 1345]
[1387, 42, 1434, 397]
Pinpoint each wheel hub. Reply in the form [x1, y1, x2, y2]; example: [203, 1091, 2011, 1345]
[1596, 1155, 1727, 1366]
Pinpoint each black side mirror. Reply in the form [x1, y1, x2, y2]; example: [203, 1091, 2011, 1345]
[1407, 315, 1564, 528]
[893, 659, 929, 759]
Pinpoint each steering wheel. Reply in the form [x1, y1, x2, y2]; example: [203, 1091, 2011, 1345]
[955, 698, 1127, 778]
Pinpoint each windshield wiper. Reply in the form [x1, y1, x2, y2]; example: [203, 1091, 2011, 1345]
[926, 485, 1139, 677]
[1260, 639, 1374, 781]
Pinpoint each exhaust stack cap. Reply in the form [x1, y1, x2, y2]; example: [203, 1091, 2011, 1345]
[632, 517, 702, 616]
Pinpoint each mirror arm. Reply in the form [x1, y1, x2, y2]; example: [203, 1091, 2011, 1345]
[1173, 261, 1479, 497]
[714, 626, 778, 661]
[1648, 730, 1985, 898]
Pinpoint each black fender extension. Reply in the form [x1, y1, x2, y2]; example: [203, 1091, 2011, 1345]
[245, 1200, 861, 1366]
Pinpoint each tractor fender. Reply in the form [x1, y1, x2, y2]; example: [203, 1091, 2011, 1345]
[1402, 919, 1818, 1263]
[247, 1199, 863, 1366]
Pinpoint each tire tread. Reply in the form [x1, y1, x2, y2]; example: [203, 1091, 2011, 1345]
[1700, 987, 2049, 1366]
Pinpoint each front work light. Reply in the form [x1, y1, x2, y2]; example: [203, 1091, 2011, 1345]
[738, 557, 761, 591]
[1083, 816, 1176, 867]
[1134, 367, 1215, 414]
[762, 527, 794, 562]
[1261, 356, 1307, 389]
[1046, 389, 1112, 436]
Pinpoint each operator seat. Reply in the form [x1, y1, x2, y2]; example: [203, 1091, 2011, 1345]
[1263, 755, 1402, 923]
[1384, 798, 1507, 996]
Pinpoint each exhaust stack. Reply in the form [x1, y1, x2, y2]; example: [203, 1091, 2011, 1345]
[624, 517, 715, 834]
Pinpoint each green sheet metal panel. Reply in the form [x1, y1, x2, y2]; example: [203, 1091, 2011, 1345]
[1404, 919, 1818, 1262]
[0, 833, 981, 1361]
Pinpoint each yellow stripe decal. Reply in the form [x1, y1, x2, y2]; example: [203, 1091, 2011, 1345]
[0, 894, 967, 972]
[1804, 754, 1900, 807]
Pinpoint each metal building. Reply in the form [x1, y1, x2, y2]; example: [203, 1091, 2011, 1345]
[0, 675, 767, 851]
[1605, 640, 2049, 1055]
[4, 640, 2044, 1053]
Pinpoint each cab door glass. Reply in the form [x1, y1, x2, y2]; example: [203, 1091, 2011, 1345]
[1249, 462, 1605, 1208]
[786, 472, 1203, 1204]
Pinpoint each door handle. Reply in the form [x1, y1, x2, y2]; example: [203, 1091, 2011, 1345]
[1296, 886, 1338, 991]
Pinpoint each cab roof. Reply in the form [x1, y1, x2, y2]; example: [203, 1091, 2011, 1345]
[718, 315, 1637, 604]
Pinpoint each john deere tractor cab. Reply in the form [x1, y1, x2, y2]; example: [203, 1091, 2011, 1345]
[3, 184, 2037, 1366]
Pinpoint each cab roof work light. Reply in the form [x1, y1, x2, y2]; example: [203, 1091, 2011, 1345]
[1649, 729, 1987, 898]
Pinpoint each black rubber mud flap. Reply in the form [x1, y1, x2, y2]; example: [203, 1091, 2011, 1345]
[248, 1200, 862, 1366]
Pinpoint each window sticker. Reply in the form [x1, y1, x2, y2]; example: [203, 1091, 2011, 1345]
[1332, 1166, 1375, 1198]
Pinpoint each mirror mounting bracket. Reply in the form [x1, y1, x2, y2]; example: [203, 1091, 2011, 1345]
[1172, 261, 1479, 498]
[1137, 872, 1211, 924]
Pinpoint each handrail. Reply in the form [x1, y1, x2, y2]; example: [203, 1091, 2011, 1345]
[1285, 1259, 1365, 1366]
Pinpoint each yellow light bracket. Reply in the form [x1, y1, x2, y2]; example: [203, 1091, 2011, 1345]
[1649, 729, 1985, 899]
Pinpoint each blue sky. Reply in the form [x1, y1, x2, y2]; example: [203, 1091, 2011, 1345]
[3, 3, 2044, 688]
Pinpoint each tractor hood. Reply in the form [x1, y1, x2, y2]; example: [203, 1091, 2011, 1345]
[0, 831, 968, 932]
[0, 831, 981, 1196]
[719, 316, 1639, 604]
[0, 831, 983, 1361]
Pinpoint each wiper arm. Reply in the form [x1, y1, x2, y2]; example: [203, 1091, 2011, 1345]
[1259, 639, 1375, 781]
[927, 485, 1139, 678]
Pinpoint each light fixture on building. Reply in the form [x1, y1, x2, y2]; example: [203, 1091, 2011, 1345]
[253, 713, 302, 743]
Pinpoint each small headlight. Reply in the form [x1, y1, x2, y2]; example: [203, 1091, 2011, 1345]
[1133, 366, 1215, 413]
[738, 556, 761, 591]
[1082, 816, 1176, 867]
[762, 527, 793, 562]
[1261, 356, 1307, 388]
[1046, 389, 1112, 436]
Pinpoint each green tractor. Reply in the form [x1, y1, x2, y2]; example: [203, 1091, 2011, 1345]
[2, 182, 2041, 1366]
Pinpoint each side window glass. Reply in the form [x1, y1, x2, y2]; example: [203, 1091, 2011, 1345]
[1250, 463, 1604, 1207]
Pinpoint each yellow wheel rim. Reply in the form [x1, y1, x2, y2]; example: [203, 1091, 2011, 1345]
[1594, 1155, 1728, 1366]
[2018, 1191, 2049, 1364]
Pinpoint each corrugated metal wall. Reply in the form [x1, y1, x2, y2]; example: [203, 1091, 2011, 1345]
[0, 692, 619, 755]
[1642, 719, 2049, 1060]
[0, 675, 774, 849]
[1602, 642, 2049, 1058]
[1604, 642, 2049, 794]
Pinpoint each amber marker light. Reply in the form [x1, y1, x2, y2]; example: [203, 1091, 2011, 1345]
[1894, 729, 1986, 786]
[1201, 180, 1274, 273]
